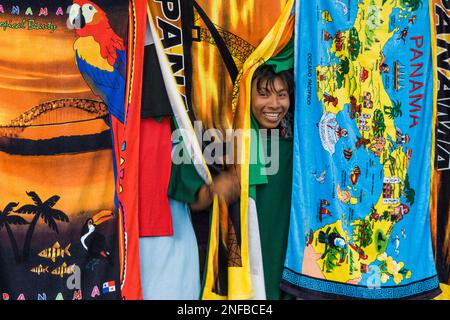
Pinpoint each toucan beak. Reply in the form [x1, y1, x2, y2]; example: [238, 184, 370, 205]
[92, 210, 114, 226]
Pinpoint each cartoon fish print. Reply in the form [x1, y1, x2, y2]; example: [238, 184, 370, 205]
[38, 242, 71, 263]
[30, 264, 49, 275]
[51, 262, 77, 278]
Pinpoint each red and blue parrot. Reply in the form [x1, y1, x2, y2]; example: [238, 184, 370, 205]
[67, 0, 127, 123]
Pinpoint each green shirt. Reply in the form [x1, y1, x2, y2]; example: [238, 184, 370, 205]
[167, 154, 205, 203]
[167, 118, 206, 203]
[168, 116, 294, 300]
[249, 115, 294, 300]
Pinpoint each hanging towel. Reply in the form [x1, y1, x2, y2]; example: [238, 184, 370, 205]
[282, 0, 441, 300]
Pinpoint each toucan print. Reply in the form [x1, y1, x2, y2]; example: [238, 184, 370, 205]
[80, 210, 114, 270]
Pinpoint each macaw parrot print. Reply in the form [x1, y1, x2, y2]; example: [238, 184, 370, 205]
[67, 0, 127, 123]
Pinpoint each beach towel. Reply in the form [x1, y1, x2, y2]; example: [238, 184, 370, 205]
[282, 0, 441, 299]
[0, 0, 145, 300]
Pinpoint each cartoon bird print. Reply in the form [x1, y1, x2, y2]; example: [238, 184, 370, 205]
[318, 228, 347, 263]
[67, 1, 127, 123]
[80, 210, 114, 270]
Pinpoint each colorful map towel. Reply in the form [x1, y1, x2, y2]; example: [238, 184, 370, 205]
[431, 0, 450, 291]
[281, 0, 441, 299]
[0, 0, 146, 300]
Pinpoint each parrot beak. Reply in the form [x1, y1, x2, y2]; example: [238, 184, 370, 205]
[92, 210, 114, 226]
[79, 7, 86, 29]
[67, 4, 86, 30]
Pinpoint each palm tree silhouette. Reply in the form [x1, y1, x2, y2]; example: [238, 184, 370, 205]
[384, 100, 402, 119]
[16, 192, 69, 262]
[0, 202, 29, 263]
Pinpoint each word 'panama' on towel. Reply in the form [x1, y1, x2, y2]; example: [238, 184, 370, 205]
[282, 0, 441, 299]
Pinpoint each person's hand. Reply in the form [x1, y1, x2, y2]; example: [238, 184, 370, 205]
[212, 166, 241, 204]
[189, 184, 214, 212]
[189, 166, 241, 212]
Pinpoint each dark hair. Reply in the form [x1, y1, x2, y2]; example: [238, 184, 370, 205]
[251, 64, 294, 95]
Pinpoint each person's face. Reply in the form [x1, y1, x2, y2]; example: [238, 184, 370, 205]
[251, 76, 290, 129]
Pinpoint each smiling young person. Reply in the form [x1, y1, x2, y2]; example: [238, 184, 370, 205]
[248, 62, 295, 300]
[250, 65, 292, 130]
[167, 38, 295, 300]
[182, 61, 295, 300]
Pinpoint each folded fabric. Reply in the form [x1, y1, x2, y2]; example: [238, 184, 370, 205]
[138, 117, 173, 237]
[139, 199, 201, 300]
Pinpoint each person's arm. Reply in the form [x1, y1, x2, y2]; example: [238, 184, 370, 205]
[189, 184, 213, 211]
[189, 166, 241, 211]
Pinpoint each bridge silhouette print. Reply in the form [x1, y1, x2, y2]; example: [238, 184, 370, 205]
[0, 99, 112, 156]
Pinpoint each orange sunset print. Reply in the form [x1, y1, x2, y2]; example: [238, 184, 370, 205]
[0, 0, 126, 300]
